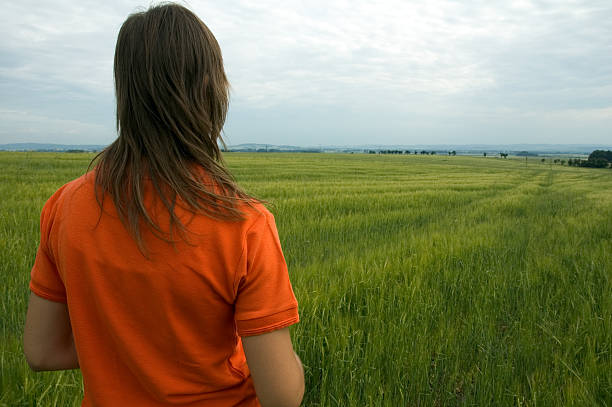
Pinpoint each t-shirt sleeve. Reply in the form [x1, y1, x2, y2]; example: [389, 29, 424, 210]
[29, 187, 67, 303]
[234, 208, 299, 336]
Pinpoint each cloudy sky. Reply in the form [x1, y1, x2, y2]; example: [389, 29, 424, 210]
[1, 0, 611, 146]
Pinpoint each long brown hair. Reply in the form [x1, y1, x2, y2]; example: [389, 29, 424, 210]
[92, 3, 256, 253]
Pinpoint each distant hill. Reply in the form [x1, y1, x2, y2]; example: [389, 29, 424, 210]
[1, 142, 610, 155]
[228, 143, 612, 155]
[228, 143, 313, 152]
[338, 144, 612, 154]
[0, 143, 105, 152]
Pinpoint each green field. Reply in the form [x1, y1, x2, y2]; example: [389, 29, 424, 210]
[1, 152, 611, 406]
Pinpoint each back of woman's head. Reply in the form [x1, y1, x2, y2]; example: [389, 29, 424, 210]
[114, 2, 228, 160]
[94, 2, 254, 254]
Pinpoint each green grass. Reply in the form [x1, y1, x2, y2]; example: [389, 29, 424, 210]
[1, 152, 611, 406]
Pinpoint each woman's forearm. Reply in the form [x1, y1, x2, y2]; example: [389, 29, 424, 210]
[24, 293, 80, 372]
[28, 333, 79, 371]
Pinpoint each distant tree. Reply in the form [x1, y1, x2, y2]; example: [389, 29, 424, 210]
[588, 150, 612, 162]
[483, 152, 487, 157]
[414, 150, 418, 155]
[581, 150, 612, 169]
[591, 158, 609, 168]
[430, 151, 436, 155]
[560, 160, 566, 165]
[541, 158, 546, 163]
[451, 150, 456, 156]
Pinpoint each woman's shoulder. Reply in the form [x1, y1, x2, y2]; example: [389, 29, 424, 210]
[37, 171, 97, 233]
[43, 171, 94, 207]
[237, 202, 285, 245]
[239, 201, 274, 227]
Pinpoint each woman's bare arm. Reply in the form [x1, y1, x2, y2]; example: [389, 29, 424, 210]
[23, 292, 79, 371]
[242, 327, 304, 407]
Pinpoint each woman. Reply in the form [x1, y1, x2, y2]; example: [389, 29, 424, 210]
[23, 3, 304, 406]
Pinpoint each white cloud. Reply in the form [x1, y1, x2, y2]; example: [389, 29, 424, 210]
[0, 109, 112, 144]
[1, 0, 611, 144]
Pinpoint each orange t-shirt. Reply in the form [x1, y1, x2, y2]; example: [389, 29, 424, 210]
[29, 170, 299, 406]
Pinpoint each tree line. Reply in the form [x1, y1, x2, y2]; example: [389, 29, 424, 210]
[368, 150, 440, 155]
[360, 150, 612, 168]
[568, 150, 612, 169]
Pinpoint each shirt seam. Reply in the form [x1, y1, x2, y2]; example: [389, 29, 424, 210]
[29, 280, 67, 303]
[237, 315, 300, 337]
[235, 305, 298, 322]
